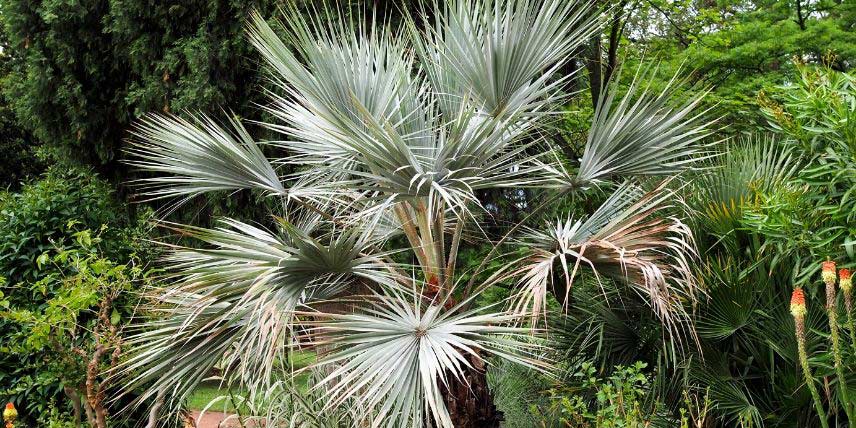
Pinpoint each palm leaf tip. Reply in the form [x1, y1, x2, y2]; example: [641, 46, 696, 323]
[126, 113, 286, 201]
[577, 66, 717, 184]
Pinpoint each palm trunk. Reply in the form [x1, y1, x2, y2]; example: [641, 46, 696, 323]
[443, 353, 502, 428]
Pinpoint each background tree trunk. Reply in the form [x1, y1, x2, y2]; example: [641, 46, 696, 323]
[62, 386, 83, 427]
[586, 33, 604, 107]
[586, 1, 627, 108]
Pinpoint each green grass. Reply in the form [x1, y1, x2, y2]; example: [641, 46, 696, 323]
[186, 382, 249, 413]
[185, 350, 315, 412]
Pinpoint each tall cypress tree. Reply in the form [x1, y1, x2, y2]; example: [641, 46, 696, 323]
[0, 0, 276, 177]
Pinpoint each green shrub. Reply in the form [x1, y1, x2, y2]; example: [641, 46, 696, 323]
[750, 63, 855, 284]
[0, 167, 144, 424]
[0, 167, 123, 288]
[533, 362, 674, 428]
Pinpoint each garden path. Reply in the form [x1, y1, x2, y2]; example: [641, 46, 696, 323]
[188, 410, 264, 428]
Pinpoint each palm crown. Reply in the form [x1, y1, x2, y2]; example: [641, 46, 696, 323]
[119, 1, 714, 426]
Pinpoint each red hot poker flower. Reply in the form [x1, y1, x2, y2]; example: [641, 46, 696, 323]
[791, 288, 807, 318]
[822, 261, 837, 286]
[841, 268, 852, 292]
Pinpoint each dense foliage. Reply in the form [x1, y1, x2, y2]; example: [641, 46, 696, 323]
[0, 25, 42, 189]
[620, 0, 856, 131]
[547, 64, 855, 427]
[0, 168, 147, 425]
[0, 0, 275, 171]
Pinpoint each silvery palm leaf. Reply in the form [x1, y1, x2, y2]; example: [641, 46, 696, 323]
[244, 0, 604, 215]
[117, 218, 395, 409]
[413, 0, 601, 119]
[577, 67, 717, 184]
[126, 114, 286, 201]
[304, 286, 548, 428]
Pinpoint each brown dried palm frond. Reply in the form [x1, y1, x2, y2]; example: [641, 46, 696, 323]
[514, 180, 700, 343]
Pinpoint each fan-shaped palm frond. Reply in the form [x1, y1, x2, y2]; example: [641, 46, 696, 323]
[690, 358, 764, 427]
[244, 0, 605, 215]
[515, 180, 698, 339]
[117, 219, 393, 409]
[694, 256, 759, 343]
[306, 287, 548, 428]
[551, 284, 655, 368]
[248, 8, 435, 177]
[690, 134, 798, 239]
[126, 114, 286, 201]
[412, 0, 601, 119]
[577, 67, 716, 184]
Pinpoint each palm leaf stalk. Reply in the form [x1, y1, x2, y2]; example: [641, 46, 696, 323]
[117, 1, 714, 426]
[791, 288, 829, 428]
[822, 260, 854, 425]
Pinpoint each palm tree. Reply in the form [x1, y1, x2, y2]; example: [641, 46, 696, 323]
[118, 1, 713, 426]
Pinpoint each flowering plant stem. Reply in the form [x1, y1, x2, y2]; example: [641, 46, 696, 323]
[844, 289, 856, 353]
[841, 269, 856, 353]
[825, 271, 855, 426]
[793, 288, 829, 428]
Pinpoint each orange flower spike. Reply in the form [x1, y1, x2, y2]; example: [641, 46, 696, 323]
[822, 260, 837, 286]
[790, 287, 829, 427]
[2, 403, 16, 424]
[820, 260, 854, 421]
[841, 268, 852, 293]
[839, 267, 856, 355]
[791, 288, 807, 318]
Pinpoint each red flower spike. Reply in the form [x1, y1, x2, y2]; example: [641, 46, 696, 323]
[822, 261, 837, 286]
[791, 288, 807, 318]
[841, 268, 852, 292]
